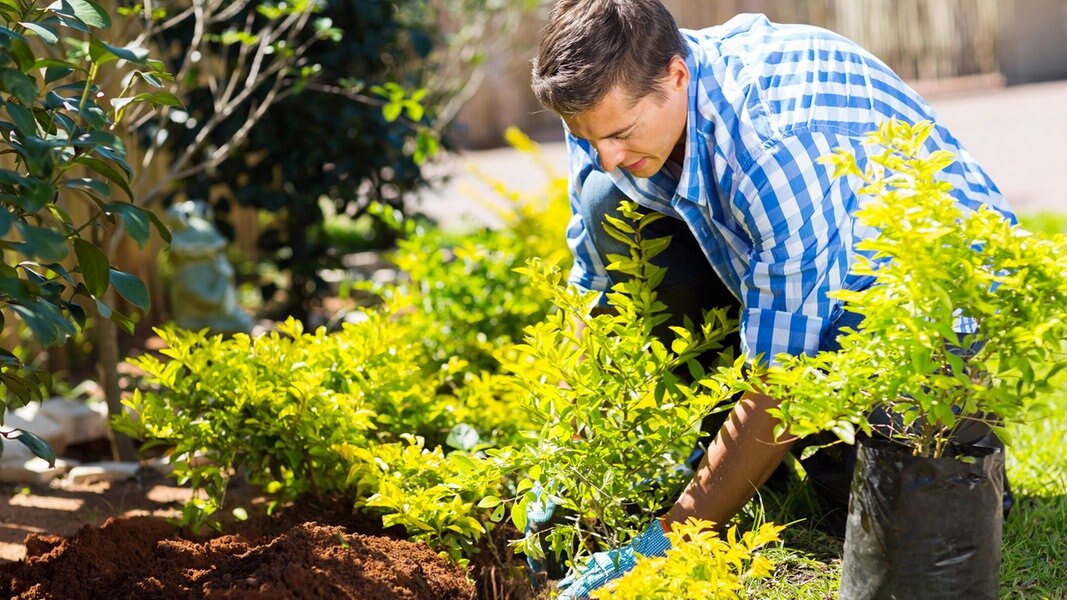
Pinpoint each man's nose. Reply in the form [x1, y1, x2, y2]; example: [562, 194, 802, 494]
[596, 139, 626, 171]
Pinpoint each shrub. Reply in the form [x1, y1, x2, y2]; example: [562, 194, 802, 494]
[501, 201, 746, 566]
[116, 315, 454, 528]
[363, 127, 571, 372]
[762, 119, 1067, 458]
[593, 519, 784, 600]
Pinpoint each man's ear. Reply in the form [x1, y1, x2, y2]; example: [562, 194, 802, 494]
[666, 55, 689, 92]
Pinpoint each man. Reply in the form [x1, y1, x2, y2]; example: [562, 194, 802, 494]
[529, 0, 1014, 596]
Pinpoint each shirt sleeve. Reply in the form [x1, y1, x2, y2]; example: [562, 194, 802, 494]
[564, 130, 613, 295]
[730, 129, 866, 366]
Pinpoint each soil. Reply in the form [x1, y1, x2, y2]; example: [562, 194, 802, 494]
[1, 518, 474, 599]
[0, 471, 476, 599]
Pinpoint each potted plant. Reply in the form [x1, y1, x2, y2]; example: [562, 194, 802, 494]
[758, 119, 1067, 599]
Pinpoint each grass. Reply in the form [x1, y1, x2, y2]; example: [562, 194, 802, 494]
[738, 212, 1067, 598]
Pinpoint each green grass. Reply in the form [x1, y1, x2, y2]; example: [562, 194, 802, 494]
[1000, 385, 1067, 599]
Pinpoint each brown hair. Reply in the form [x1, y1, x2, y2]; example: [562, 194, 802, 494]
[531, 0, 688, 116]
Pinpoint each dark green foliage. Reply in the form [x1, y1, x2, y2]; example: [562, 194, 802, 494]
[161, 0, 441, 318]
[0, 2, 168, 425]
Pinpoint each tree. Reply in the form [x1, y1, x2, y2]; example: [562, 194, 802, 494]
[112, 0, 533, 318]
[0, 0, 171, 460]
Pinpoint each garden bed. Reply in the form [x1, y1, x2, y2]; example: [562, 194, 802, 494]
[0, 507, 474, 600]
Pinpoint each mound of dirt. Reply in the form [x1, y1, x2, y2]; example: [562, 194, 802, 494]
[0, 516, 474, 600]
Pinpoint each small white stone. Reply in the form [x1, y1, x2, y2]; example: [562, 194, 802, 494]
[39, 398, 109, 445]
[144, 455, 175, 476]
[0, 457, 71, 485]
[0, 440, 33, 465]
[5, 407, 68, 455]
[65, 461, 141, 486]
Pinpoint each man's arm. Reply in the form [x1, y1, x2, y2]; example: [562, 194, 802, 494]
[664, 389, 794, 529]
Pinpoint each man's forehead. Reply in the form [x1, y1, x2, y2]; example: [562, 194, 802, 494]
[562, 90, 640, 141]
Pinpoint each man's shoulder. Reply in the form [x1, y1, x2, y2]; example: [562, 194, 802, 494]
[683, 14, 877, 73]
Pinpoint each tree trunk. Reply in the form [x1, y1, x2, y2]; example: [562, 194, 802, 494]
[99, 225, 138, 463]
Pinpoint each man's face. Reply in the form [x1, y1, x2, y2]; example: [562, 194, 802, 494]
[563, 57, 690, 178]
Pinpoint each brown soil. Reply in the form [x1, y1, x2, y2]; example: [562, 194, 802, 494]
[0, 516, 475, 599]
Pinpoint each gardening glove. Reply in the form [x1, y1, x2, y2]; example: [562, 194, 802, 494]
[555, 519, 671, 599]
[525, 482, 559, 587]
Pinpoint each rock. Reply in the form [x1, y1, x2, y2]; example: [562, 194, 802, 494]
[144, 452, 212, 476]
[65, 461, 141, 486]
[0, 439, 33, 465]
[38, 398, 109, 446]
[5, 406, 68, 456]
[0, 458, 72, 485]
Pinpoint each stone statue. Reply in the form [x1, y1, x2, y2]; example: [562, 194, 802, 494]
[164, 201, 254, 334]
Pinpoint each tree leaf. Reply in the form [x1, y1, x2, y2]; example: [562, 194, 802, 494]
[89, 39, 149, 65]
[109, 268, 149, 311]
[61, 177, 111, 199]
[147, 209, 171, 244]
[73, 238, 109, 297]
[48, 0, 111, 29]
[382, 102, 401, 122]
[106, 202, 150, 247]
[0, 67, 37, 106]
[16, 222, 68, 261]
[7, 428, 56, 467]
[20, 21, 58, 44]
[109, 309, 136, 334]
[7, 36, 34, 72]
[75, 156, 132, 199]
[6, 101, 37, 135]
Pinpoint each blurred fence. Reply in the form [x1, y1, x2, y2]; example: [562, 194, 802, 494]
[454, 0, 1004, 148]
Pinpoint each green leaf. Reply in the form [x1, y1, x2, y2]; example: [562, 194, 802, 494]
[106, 202, 150, 247]
[0, 205, 13, 236]
[73, 238, 109, 297]
[8, 36, 34, 72]
[61, 177, 111, 199]
[109, 268, 149, 311]
[147, 209, 171, 244]
[89, 39, 149, 65]
[6, 102, 37, 135]
[20, 22, 58, 44]
[49, 0, 111, 29]
[0, 68, 37, 106]
[111, 91, 182, 112]
[16, 222, 67, 261]
[6, 428, 56, 467]
[94, 297, 111, 318]
[75, 156, 132, 199]
[382, 102, 401, 122]
[510, 497, 528, 532]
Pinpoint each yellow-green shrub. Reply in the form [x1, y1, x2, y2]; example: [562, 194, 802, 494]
[592, 519, 784, 599]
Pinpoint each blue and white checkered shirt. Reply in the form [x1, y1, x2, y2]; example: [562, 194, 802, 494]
[565, 14, 1015, 366]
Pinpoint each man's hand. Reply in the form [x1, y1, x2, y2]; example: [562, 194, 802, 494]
[556, 519, 671, 599]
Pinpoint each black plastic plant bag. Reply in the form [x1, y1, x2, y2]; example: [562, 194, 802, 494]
[840, 438, 1004, 600]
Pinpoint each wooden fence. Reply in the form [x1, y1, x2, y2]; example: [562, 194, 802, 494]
[455, 0, 1004, 148]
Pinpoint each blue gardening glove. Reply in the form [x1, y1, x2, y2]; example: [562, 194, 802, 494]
[556, 519, 671, 599]
[526, 483, 559, 587]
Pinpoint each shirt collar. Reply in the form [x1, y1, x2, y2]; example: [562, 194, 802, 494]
[673, 40, 712, 205]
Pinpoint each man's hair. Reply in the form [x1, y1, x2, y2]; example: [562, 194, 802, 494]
[531, 0, 688, 117]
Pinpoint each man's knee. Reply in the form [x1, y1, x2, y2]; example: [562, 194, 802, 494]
[578, 170, 630, 254]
